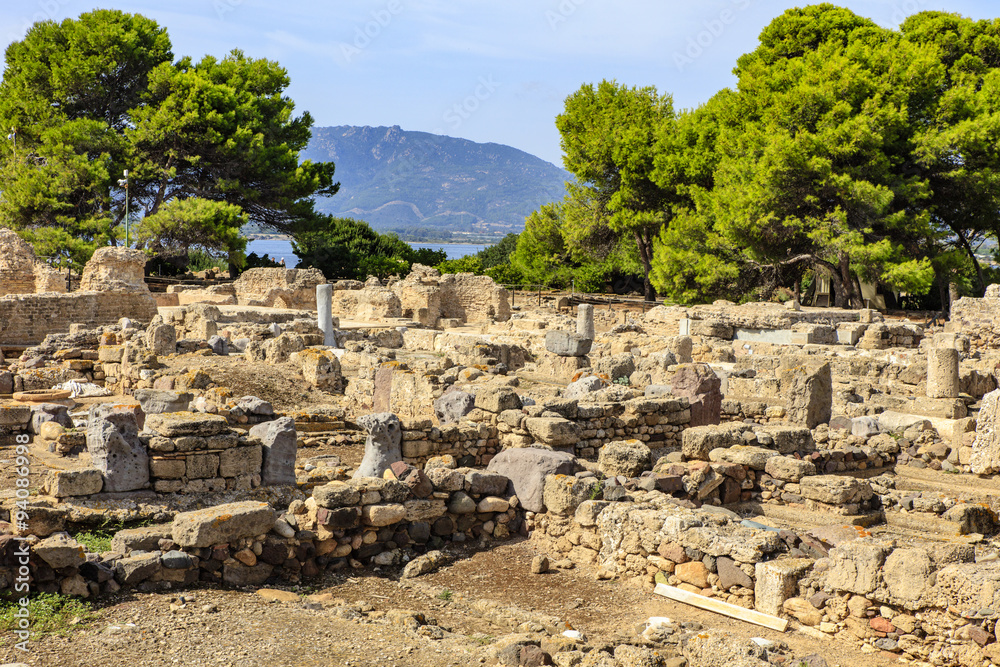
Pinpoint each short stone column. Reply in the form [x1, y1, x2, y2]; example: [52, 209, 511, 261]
[927, 347, 960, 398]
[317, 283, 336, 347]
[576, 304, 595, 339]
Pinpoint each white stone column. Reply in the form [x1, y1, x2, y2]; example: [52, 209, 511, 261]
[927, 347, 959, 398]
[317, 284, 336, 347]
[577, 304, 595, 339]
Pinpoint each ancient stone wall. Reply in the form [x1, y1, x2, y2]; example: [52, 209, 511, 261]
[390, 266, 511, 326]
[232, 267, 326, 309]
[0, 292, 158, 345]
[0, 228, 38, 296]
[14, 469, 522, 596]
[80, 247, 149, 292]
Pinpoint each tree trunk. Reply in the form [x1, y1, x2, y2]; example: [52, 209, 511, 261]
[951, 225, 985, 296]
[633, 229, 657, 302]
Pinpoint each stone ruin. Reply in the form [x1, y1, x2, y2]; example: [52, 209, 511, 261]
[11, 264, 1000, 665]
[0, 238, 158, 345]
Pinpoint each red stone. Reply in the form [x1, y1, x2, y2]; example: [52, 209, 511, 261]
[869, 617, 895, 633]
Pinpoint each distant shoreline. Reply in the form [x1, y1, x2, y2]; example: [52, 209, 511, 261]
[244, 233, 499, 246]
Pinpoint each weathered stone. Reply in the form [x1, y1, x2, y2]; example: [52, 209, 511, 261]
[675, 561, 709, 588]
[525, 417, 581, 446]
[353, 413, 402, 479]
[33, 532, 86, 569]
[543, 475, 601, 516]
[799, 475, 870, 504]
[434, 390, 475, 425]
[927, 347, 960, 399]
[784, 597, 822, 626]
[755, 558, 813, 616]
[667, 363, 721, 426]
[486, 448, 579, 513]
[111, 525, 173, 554]
[597, 440, 651, 478]
[545, 331, 592, 357]
[133, 390, 193, 415]
[401, 550, 449, 578]
[709, 445, 777, 470]
[250, 416, 297, 485]
[218, 445, 262, 478]
[86, 410, 148, 493]
[883, 548, 932, 609]
[223, 562, 273, 586]
[716, 556, 753, 590]
[823, 541, 891, 595]
[779, 361, 832, 428]
[29, 403, 72, 435]
[972, 389, 1000, 474]
[562, 375, 605, 401]
[114, 553, 161, 585]
[171, 501, 276, 548]
[763, 456, 816, 482]
[144, 412, 228, 437]
[474, 386, 522, 413]
[44, 469, 104, 497]
[576, 304, 595, 339]
[361, 503, 407, 527]
[146, 323, 177, 356]
[683, 425, 744, 461]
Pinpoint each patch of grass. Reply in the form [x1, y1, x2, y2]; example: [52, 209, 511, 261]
[468, 633, 494, 645]
[74, 530, 113, 553]
[71, 517, 155, 555]
[0, 593, 97, 639]
[437, 589, 453, 601]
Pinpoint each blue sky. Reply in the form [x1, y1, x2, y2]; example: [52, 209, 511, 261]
[1, 0, 997, 165]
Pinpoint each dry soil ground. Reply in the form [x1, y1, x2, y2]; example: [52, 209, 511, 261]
[1, 540, 899, 667]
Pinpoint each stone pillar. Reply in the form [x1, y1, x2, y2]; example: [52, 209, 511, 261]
[317, 283, 336, 347]
[927, 347, 960, 398]
[577, 304, 595, 339]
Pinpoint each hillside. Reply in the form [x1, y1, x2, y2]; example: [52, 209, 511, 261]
[301, 125, 569, 240]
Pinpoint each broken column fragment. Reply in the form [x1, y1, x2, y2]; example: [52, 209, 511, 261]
[353, 412, 402, 479]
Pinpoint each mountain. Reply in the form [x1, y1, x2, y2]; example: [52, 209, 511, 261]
[301, 125, 569, 241]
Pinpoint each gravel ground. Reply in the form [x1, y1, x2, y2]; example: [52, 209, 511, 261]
[1, 540, 898, 667]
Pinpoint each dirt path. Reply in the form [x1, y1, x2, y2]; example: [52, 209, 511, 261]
[1, 541, 897, 667]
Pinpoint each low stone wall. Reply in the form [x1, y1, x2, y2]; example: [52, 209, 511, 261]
[0, 292, 158, 345]
[232, 267, 326, 309]
[13, 469, 522, 598]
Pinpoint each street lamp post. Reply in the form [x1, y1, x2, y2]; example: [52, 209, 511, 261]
[117, 169, 129, 247]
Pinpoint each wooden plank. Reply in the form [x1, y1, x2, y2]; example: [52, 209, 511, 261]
[653, 583, 788, 633]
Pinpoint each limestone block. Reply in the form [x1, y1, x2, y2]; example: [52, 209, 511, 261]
[525, 416, 581, 446]
[250, 416, 297, 486]
[597, 439, 651, 477]
[544, 331, 592, 357]
[779, 361, 831, 428]
[763, 456, 816, 482]
[474, 386, 522, 414]
[171, 501, 276, 548]
[542, 474, 601, 516]
[86, 411, 148, 493]
[755, 558, 813, 616]
[971, 389, 1000, 474]
[799, 475, 871, 504]
[352, 412, 402, 479]
[45, 469, 104, 497]
[219, 445, 262, 477]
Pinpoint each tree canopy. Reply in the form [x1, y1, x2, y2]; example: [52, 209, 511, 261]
[520, 5, 1000, 307]
[0, 9, 336, 270]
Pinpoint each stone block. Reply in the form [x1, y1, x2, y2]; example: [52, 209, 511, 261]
[755, 558, 813, 616]
[250, 416, 297, 485]
[45, 469, 103, 497]
[544, 331, 592, 357]
[486, 448, 579, 513]
[171, 501, 276, 548]
[219, 445, 263, 477]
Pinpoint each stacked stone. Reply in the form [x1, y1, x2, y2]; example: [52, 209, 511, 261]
[143, 412, 264, 493]
[0, 403, 31, 447]
[496, 396, 691, 460]
[400, 419, 497, 467]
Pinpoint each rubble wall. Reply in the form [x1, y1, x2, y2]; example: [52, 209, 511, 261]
[232, 267, 326, 309]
